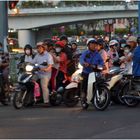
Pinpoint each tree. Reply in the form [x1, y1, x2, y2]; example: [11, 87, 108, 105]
[21, 1, 44, 8]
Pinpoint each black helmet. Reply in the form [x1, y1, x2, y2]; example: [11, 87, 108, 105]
[60, 35, 68, 41]
[24, 44, 32, 50]
[120, 39, 126, 44]
[97, 38, 104, 46]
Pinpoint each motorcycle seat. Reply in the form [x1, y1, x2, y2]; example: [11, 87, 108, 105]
[133, 76, 140, 83]
[104, 74, 113, 81]
[123, 74, 133, 79]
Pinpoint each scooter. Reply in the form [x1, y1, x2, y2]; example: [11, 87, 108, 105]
[122, 74, 140, 107]
[12, 62, 63, 109]
[65, 64, 110, 111]
[64, 64, 83, 107]
[107, 66, 127, 104]
[84, 65, 110, 110]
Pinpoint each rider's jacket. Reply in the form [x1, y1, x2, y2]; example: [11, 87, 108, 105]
[80, 50, 104, 74]
[133, 46, 140, 76]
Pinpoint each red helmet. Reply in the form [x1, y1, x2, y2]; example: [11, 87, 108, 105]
[55, 41, 65, 48]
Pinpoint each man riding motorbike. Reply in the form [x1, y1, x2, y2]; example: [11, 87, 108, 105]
[79, 38, 104, 107]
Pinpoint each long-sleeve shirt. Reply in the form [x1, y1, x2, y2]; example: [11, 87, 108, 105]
[132, 46, 140, 76]
[80, 50, 104, 74]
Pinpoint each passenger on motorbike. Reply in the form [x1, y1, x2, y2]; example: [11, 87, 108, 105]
[54, 41, 68, 89]
[108, 40, 119, 68]
[32, 42, 54, 107]
[120, 44, 132, 74]
[79, 38, 104, 105]
[96, 38, 109, 75]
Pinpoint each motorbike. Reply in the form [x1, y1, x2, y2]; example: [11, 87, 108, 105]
[107, 66, 127, 104]
[12, 62, 63, 109]
[122, 74, 140, 107]
[13, 61, 79, 109]
[64, 64, 82, 107]
[66, 63, 110, 111]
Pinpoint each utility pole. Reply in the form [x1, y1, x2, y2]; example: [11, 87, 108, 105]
[0, 1, 8, 52]
[138, 1, 140, 35]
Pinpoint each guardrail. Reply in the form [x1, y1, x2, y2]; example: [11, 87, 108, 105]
[8, 5, 138, 15]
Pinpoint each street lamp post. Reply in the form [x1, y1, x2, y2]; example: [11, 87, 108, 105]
[0, 1, 8, 52]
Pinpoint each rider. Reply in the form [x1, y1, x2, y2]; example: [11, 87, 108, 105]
[96, 38, 109, 75]
[132, 36, 140, 77]
[0, 42, 9, 105]
[33, 42, 54, 107]
[80, 38, 104, 106]
[18, 44, 35, 73]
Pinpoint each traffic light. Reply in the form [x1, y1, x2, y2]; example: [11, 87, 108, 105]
[9, 0, 19, 10]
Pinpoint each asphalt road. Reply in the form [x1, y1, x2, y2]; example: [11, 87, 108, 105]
[0, 103, 140, 139]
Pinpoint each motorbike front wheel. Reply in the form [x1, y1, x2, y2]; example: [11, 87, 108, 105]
[13, 89, 27, 109]
[122, 83, 139, 107]
[63, 88, 79, 107]
[50, 92, 62, 106]
[93, 86, 110, 111]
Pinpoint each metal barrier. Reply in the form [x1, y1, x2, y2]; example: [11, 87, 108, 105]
[9, 53, 20, 83]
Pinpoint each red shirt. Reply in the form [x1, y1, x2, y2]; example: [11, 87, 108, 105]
[59, 52, 67, 74]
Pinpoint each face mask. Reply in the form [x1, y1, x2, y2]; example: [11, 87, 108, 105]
[121, 44, 126, 48]
[25, 50, 31, 55]
[124, 49, 130, 53]
[55, 48, 61, 53]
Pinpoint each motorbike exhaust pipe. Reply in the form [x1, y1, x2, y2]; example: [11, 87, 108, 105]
[122, 95, 140, 100]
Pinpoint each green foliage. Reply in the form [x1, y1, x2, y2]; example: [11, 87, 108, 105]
[21, 1, 44, 8]
[65, 28, 77, 36]
[115, 28, 129, 35]
[87, 30, 105, 36]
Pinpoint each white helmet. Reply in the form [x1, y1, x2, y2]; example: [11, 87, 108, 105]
[109, 40, 118, 46]
[86, 38, 97, 45]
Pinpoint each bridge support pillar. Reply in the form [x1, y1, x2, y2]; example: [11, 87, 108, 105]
[18, 30, 36, 48]
[0, 1, 8, 52]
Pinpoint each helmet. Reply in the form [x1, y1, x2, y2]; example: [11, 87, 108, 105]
[120, 39, 126, 44]
[127, 36, 137, 43]
[86, 38, 97, 45]
[60, 35, 68, 41]
[36, 41, 46, 49]
[97, 38, 104, 46]
[24, 44, 32, 51]
[55, 41, 65, 48]
[109, 40, 118, 46]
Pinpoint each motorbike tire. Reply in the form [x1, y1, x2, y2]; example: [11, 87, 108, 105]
[122, 83, 139, 107]
[81, 100, 89, 110]
[13, 89, 27, 109]
[50, 93, 62, 106]
[63, 88, 79, 107]
[110, 80, 126, 105]
[93, 86, 110, 111]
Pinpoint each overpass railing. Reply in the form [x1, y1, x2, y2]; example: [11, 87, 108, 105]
[8, 4, 138, 15]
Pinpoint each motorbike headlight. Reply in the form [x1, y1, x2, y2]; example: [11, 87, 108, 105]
[25, 64, 34, 72]
[71, 74, 82, 82]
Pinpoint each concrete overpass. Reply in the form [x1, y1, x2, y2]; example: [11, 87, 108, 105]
[8, 4, 138, 48]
